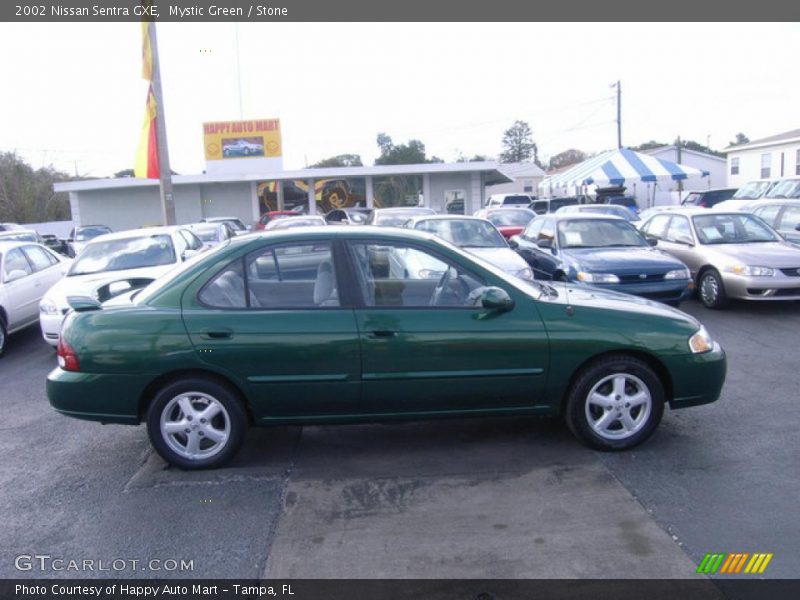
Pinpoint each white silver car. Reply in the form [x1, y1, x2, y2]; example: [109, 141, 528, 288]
[0, 241, 70, 356]
[186, 222, 236, 249]
[403, 215, 534, 281]
[39, 227, 205, 346]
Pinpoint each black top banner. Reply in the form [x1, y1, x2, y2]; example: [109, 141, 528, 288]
[2, 0, 798, 22]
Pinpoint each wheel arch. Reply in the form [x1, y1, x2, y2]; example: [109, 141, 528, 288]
[138, 369, 254, 424]
[0, 305, 7, 327]
[560, 349, 673, 415]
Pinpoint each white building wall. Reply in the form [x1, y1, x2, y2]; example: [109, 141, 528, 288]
[727, 141, 800, 188]
[74, 182, 255, 231]
[427, 173, 476, 213]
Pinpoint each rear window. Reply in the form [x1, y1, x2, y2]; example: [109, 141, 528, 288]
[502, 195, 532, 205]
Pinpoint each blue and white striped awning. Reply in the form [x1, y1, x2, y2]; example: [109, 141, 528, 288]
[539, 148, 709, 193]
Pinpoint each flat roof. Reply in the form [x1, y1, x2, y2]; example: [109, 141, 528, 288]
[54, 162, 514, 193]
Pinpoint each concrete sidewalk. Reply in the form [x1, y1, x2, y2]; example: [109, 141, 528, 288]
[261, 418, 704, 579]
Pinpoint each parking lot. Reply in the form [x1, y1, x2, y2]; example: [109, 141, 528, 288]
[1, 299, 798, 580]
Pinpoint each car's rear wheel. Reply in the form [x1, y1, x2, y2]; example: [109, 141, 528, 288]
[698, 268, 728, 309]
[0, 317, 7, 358]
[147, 377, 247, 470]
[565, 355, 664, 451]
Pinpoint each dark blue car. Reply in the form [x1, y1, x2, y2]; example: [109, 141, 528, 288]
[509, 214, 692, 306]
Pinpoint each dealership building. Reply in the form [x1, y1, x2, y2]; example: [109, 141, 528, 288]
[53, 162, 516, 231]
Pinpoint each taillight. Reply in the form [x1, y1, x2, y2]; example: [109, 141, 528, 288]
[57, 338, 80, 372]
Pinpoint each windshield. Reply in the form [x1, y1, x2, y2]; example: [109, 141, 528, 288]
[732, 181, 773, 200]
[577, 206, 635, 220]
[225, 219, 247, 231]
[486, 209, 535, 227]
[764, 179, 800, 199]
[374, 209, 435, 227]
[0, 232, 37, 242]
[346, 211, 369, 223]
[268, 217, 325, 230]
[69, 234, 176, 276]
[414, 219, 506, 248]
[75, 226, 111, 241]
[693, 214, 780, 244]
[190, 226, 220, 242]
[551, 198, 580, 211]
[558, 219, 647, 248]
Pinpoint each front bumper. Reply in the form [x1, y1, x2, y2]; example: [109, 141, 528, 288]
[586, 280, 693, 304]
[666, 342, 727, 409]
[47, 367, 150, 424]
[721, 271, 800, 300]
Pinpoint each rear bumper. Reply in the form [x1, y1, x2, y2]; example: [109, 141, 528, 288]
[47, 368, 149, 424]
[666, 342, 727, 409]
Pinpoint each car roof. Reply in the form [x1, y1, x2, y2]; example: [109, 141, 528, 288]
[0, 239, 46, 251]
[87, 226, 182, 244]
[686, 188, 737, 193]
[547, 213, 627, 222]
[372, 207, 435, 213]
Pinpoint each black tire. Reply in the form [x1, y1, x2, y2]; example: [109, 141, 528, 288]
[564, 355, 665, 451]
[698, 268, 728, 309]
[0, 317, 7, 359]
[146, 377, 247, 470]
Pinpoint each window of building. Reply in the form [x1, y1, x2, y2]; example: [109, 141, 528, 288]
[796, 150, 800, 176]
[761, 153, 771, 179]
[523, 179, 534, 192]
[730, 157, 739, 175]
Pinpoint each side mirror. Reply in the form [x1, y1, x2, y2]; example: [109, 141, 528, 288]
[646, 236, 658, 247]
[480, 287, 515, 313]
[508, 238, 519, 249]
[536, 238, 553, 249]
[5, 269, 28, 283]
[182, 249, 199, 261]
[67, 296, 102, 312]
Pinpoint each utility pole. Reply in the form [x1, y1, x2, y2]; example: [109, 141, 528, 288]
[676, 136, 683, 194]
[615, 80, 622, 149]
[148, 22, 176, 225]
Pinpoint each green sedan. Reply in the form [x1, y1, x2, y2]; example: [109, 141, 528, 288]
[47, 227, 726, 469]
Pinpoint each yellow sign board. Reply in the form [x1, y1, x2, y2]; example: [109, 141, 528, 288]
[203, 119, 282, 161]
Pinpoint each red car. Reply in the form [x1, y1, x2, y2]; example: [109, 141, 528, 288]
[254, 211, 300, 231]
[473, 207, 536, 240]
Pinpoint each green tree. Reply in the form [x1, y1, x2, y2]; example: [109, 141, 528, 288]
[114, 168, 135, 178]
[500, 120, 538, 165]
[374, 133, 436, 165]
[728, 132, 750, 147]
[0, 152, 72, 223]
[308, 154, 363, 168]
[548, 149, 588, 170]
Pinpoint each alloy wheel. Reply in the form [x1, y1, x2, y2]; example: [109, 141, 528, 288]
[159, 392, 231, 460]
[584, 373, 652, 440]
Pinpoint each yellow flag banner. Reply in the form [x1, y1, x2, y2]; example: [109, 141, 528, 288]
[134, 86, 159, 178]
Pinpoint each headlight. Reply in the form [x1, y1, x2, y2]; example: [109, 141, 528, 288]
[39, 298, 59, 315]
[664, 268, 690, 280]
[418, 269, 444, 279]
[728, 265, 774, 277]
[515, 267, 534, 281]
[689, 326, 714, 354]
[577, 271, 620, 284]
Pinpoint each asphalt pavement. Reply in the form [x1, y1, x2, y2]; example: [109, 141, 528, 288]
[0, 299, 797, 581]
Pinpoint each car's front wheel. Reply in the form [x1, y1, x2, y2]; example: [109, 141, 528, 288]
[147, 377, 247, 469]
[698, 268, 728, 309]
[565, 355, 664, 451]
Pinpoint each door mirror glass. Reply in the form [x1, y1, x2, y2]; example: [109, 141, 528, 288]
[536, 238, 553, 249]
[646, 236, 658, 247]
[480, 287, 515, 312]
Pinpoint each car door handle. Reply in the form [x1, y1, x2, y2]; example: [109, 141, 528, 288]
[367, 330, 397, 338]
[204, 329, 233, 339]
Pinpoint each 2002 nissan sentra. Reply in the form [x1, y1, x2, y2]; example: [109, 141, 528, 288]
[47, 227, 726, 469]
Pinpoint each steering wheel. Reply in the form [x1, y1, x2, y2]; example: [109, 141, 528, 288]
[429, 267, 470, 307]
